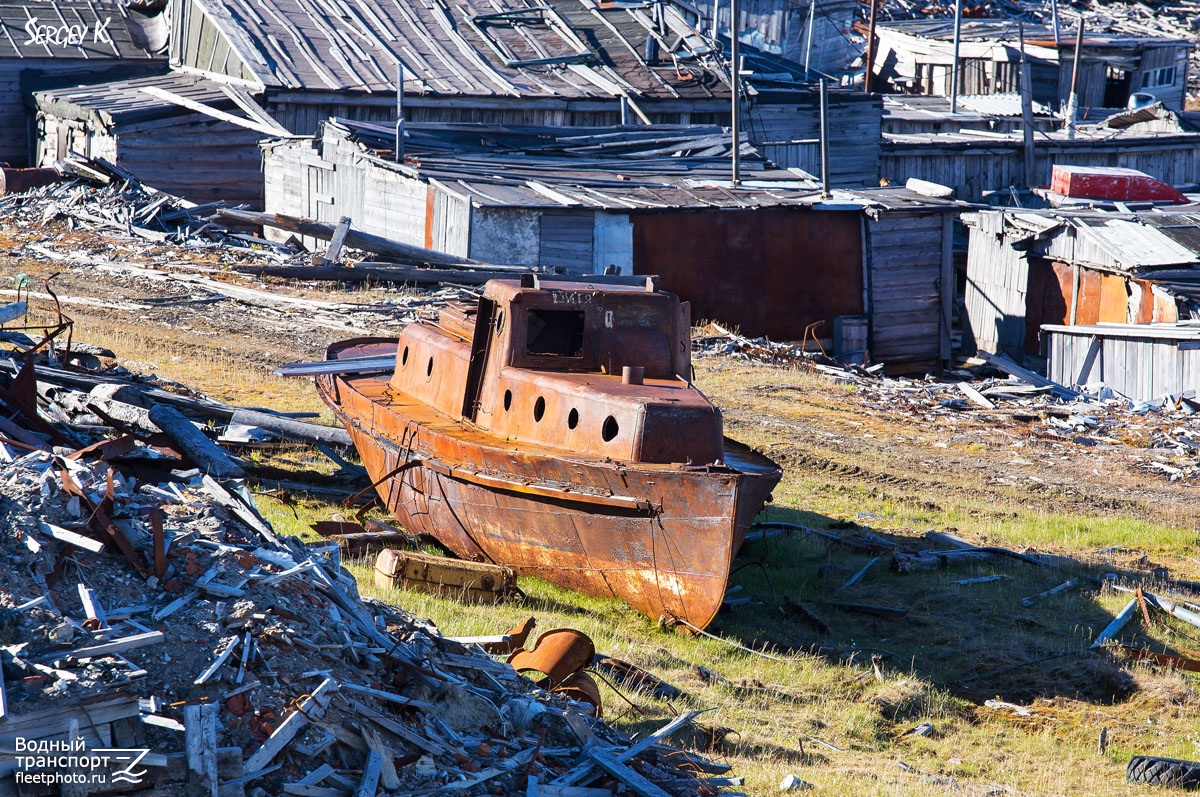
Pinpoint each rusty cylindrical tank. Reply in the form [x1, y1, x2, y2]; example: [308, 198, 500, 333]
[0, 167, 62, 195]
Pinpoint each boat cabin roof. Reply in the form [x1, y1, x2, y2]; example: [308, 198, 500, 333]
[478, 278, 686, 379]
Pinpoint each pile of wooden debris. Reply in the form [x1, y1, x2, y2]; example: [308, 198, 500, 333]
[0, 340, 733, 795]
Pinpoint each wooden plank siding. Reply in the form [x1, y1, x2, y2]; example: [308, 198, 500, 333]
[962, 209, 1031, 356]
[882, 135, 1200, 202]
[1046, 326, 1200, 402]
[866, 210, 947, 365]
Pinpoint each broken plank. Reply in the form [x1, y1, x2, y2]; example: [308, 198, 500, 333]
[234, 262, 527, 286]
[56, 631, 164, 662]
[243, 678, 337, 772]
[552, 710, 703, 788]
[39, 521, 105, 553]
[587, 748, 671, 797]
[341, 682, 435, 711]
[342, 697, 441, 755]
[195, 636, 242, 685]
[217, 209, 483, 268]
[353, 750, 382, 797]
[957, 381, 996, 409]
[977, 352, 1080, 400]
[139, 86, 293, 138]
[184, 702, 219, 797]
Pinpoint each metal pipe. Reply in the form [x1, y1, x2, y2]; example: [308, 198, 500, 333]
[394, 62, 405, 162]
[949, 0, 962, 113]
[1051, 0, 1061, 46]
[1064, 18, 1084, 139]
[803, 0, 817, 80]
[864, 0, 877, 93]
[730, 0, 740, 185]
[819, 78, 830, 198]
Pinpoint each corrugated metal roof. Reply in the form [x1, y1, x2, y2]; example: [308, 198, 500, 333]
[1073, 217, 1198, 268]
[192, 0, 731, 101]
[956, 93, 1055, 118]
[0, 0, 165, 59]
[307, 119, 964, 212]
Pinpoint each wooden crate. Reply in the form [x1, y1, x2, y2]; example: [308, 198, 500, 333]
[374, 548, 517, 603]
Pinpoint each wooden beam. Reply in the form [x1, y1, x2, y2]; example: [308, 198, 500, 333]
[353, 751, 382, 797]
[139, 86, 290, 138]
[243, 679, 337, 772]
[216, 209, 483, 268]
[184, 703, 219, 797]
[148, 404, 245, 479]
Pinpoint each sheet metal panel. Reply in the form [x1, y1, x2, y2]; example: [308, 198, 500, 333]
[630, 207, 864, 341]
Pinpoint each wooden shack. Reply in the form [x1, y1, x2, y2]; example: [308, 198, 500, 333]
[262, 120, 959, 368]
[0, 0, 166, 166]
[167, 0, 881, 185]
[962, 207, 1200, 361]
[871, 20, 1191, 111]
[1044, 323, 1200, 402]
[32, 73, 266, 205]
[882, 104, 1200, 202]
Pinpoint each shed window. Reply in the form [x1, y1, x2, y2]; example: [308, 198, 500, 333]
[1142, 66, 1176, 88]
[527, 309, 585, 357]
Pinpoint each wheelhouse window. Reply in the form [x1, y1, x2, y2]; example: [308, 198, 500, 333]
[527, 309, 585, 357]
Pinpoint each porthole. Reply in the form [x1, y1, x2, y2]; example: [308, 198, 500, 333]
[504, 390, 512, 411]
[601, 415, 619, 442]
[533, 396, 546, 422]
[567, 408, 579, 429]
[401, 346, 409, 366]
[426, 356, 434, 377]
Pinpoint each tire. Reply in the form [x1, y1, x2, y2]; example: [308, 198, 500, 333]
[1127, 755, 1200, 789]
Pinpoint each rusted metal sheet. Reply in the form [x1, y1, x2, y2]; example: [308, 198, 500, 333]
[629, 208, 863, 341]
[1025, 260, 1174, 353]
[317, 279, 782, 630]
[0, 167, 62, 195]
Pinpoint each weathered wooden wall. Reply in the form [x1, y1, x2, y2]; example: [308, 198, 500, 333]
[865, 209, 951, 365]
[263, 128, 431, 250]
[750, 91, 883, 186]
[1046, 325, 1200, 400]
[882, 135, 1200, 201]
[267, 94, 726, 136]
[962, 209, 1031, 356]
[37, 112, 263, 206]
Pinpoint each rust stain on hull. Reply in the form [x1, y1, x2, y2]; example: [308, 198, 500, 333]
[316, 280, 782, 630]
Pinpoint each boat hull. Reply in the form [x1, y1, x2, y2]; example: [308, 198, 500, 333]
[318, 339, 781, 630]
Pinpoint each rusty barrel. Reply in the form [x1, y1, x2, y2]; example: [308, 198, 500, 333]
[0, 167, 62, 195]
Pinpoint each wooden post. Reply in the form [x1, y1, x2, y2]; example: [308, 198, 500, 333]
[950, 0, 963, 113]
[864, 0, 878, 93]
[147, 404, 245, 480]
[730, 0, 741, 186]
[1064, 18, 1084, 139]
[1019, 21, 1037, 188]
[185, 703, 219, 797]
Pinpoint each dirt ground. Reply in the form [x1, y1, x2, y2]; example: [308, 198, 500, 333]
[6, 216, 1200, 558]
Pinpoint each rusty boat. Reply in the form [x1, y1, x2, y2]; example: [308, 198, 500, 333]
[316, 277, 781, 630]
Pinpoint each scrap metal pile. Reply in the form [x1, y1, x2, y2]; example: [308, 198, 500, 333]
[0, 340, 731, 795]
[696, 325, 1200, 485]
